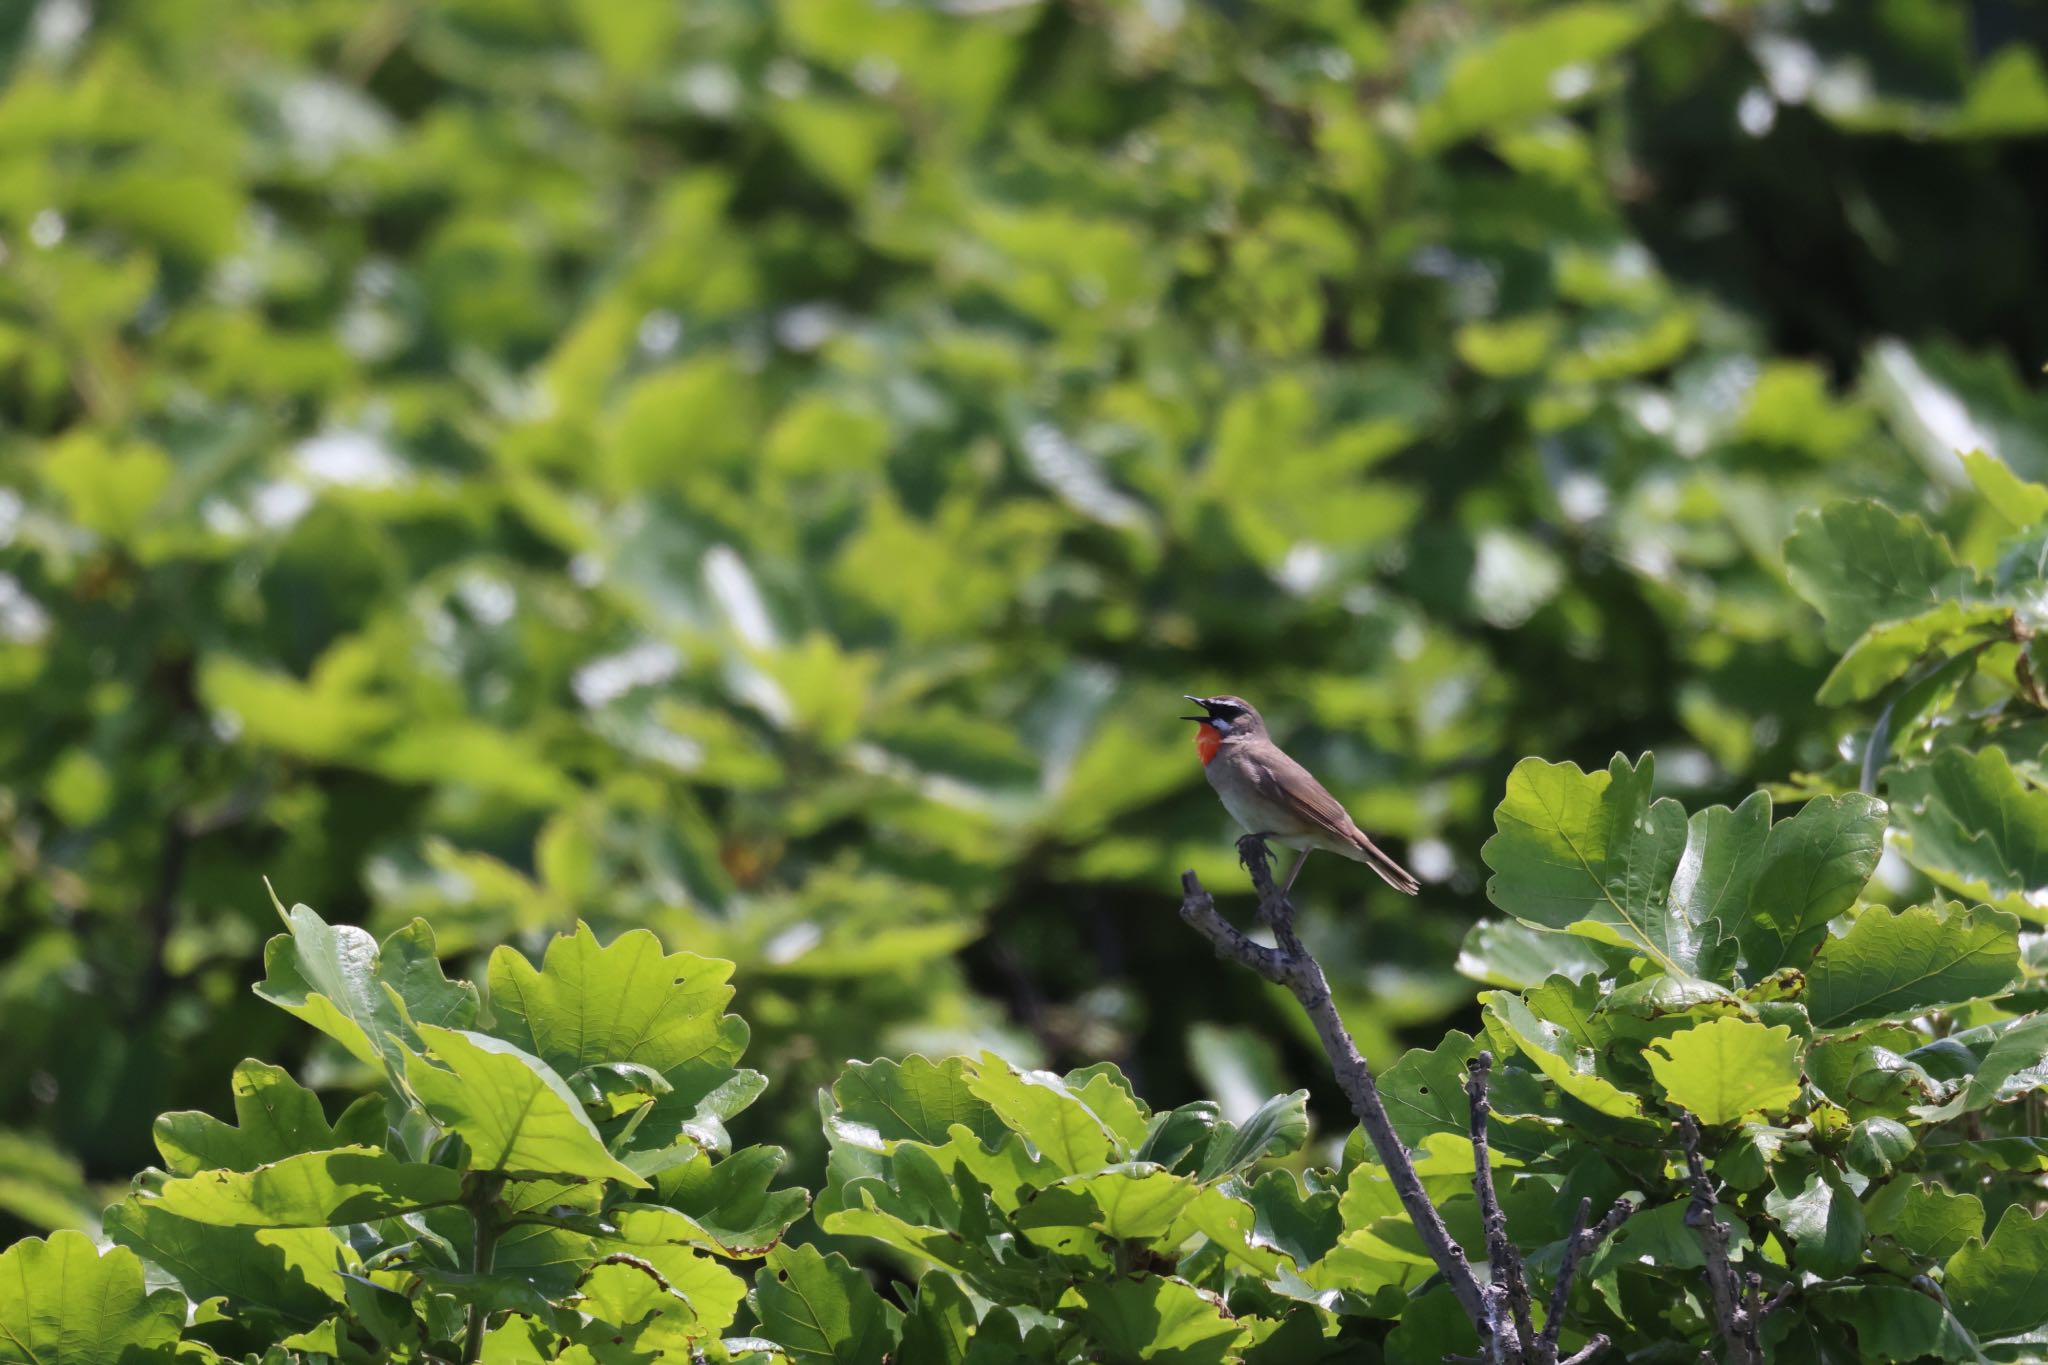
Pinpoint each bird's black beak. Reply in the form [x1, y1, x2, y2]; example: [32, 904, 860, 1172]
[1181, 694, 1212, 721]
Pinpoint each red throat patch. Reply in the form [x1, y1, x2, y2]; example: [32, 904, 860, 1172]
[1194, 724, 1221, 765]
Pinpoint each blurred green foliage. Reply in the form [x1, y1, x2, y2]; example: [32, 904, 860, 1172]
[2, 0, 2046, 1219]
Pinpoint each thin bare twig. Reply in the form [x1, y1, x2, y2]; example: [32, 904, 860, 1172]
[1679, 1114, 1763, 1365]
[1178, 853, 1488, 1334]
[1179, 837, 1621, 1365]
[1537, 1197, 1635, 1360]
[1468, 1053, 1536, 1352]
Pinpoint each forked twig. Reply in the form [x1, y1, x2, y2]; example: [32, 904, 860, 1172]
[1679, 1113, 1794, 1365]
[1179, 837, 1630, 1364]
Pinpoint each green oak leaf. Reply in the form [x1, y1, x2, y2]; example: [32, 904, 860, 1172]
[277, 1318, 347, 1354]
[1912, 1014, 2048, 1121]
[1483, 991, 1644, 1119]
[254, 900, 477, 1071]
[569, 1061, 672, 1119]
[154, 1059, 382, 1176]
[1065, 1062, 1152, 1150]
[1669, 791, 1771, 979]
[1168, 1184, 1288, 1276]
[1810, 1284, 1979, 1363]
[146, 1147, 463, 1226]
[1867, 1181, 1984, 1263]
[1198, 1089, 1309, 1180]
[1587, 1198, 1747, 1277]
[104, 1200, 351, 1323]
[1645, 1018, 1802, 1124]
[1482, 753, 1701, 976]
[1059, 1274, 1249, 1365]
[1805, 902, 2021, 1028]
[621, 1067, 767, 1170]
[1818, 601, 2014, 703]
[750, 1243, 899, 1365]
[966, 1053, 1119, 1173]
[1455, 918, 1611, 990]
[826, 1055, 1006, 1151]
[1887, 747, 2048, 919]
[486, 921, 744, 1079]
[0, 1231, 185, 1364]
[1242, 1169, 1342, 1269]
[823, 1194, 977, 1276]
[932, 1124, 1062, 1212]
[1766, 1167, 1865, 1276]
[1379, 1031, 1482, 1147]
[1945, 1205, 2048, 1337]
[1784, 500, 1984, 650]
[1383, 1284, 1481, 1365]
[1963, 450, 2048, 533]
[619, 1145, 809, 1257]
[403, 1025, 648, 1186]
[573, 1243, 746, 1351]
[898, 1273, 974, 1365]
[1013, 1165, 1199, 1249]
[1737, 793, 1888, 977]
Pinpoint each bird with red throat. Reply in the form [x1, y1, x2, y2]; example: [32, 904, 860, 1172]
[1183, 694, 1420, 897]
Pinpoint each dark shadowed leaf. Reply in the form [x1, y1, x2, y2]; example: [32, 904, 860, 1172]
[1784, 501, 1984, 650]
[1060, 1274, 1248, 1364]
[1806, 903, 2021, 1028]
[104, 1200, 350, 1323]
[1738, 793, 1888, 976]
[1945, 1206, 2048, 1337]
[1887, 748, 2048, 919]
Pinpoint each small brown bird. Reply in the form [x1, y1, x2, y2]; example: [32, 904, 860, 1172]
[1183, 694, 1420, 897]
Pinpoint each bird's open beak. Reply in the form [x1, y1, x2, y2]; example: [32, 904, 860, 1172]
[1181, 695, 1211, 721]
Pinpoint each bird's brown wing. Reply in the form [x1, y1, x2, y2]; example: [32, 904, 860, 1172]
[1245, 749, 1421, 895]
[1243, 747, 1364, 846]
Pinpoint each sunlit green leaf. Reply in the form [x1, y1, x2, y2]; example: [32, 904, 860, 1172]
[487, 922, 742, 1079]
[0, 1231, 184, 1364]
[750, 1244, 898, 1365]
[153, 1059, 377, 1176]
[146, 1147, 462, 1227]
[255, 903, 477, 1071]
[403, 1026, 648, 1186]
[965, 1054, 1119, 1174]
[1482, 753, 1702, 976]
[1645, 1018, 1803, 1124]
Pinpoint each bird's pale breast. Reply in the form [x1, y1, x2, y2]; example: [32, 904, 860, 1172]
[1206, 751, 1320, 848]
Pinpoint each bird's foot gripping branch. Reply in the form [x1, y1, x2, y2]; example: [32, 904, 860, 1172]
[1180, 835, 1631, 1365]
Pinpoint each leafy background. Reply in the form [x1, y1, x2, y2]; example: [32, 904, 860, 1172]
[3, 0, 2048, 1232]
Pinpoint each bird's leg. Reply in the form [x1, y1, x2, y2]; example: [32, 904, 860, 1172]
[1281, 847, 1311, 897]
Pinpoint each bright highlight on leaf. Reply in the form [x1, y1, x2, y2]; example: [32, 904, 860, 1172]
[403, 1025, 649, 1187]
[1645, 1018, 1803, 1124]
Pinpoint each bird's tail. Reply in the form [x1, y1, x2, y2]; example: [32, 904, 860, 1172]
[1352, 832, 1421, 895]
